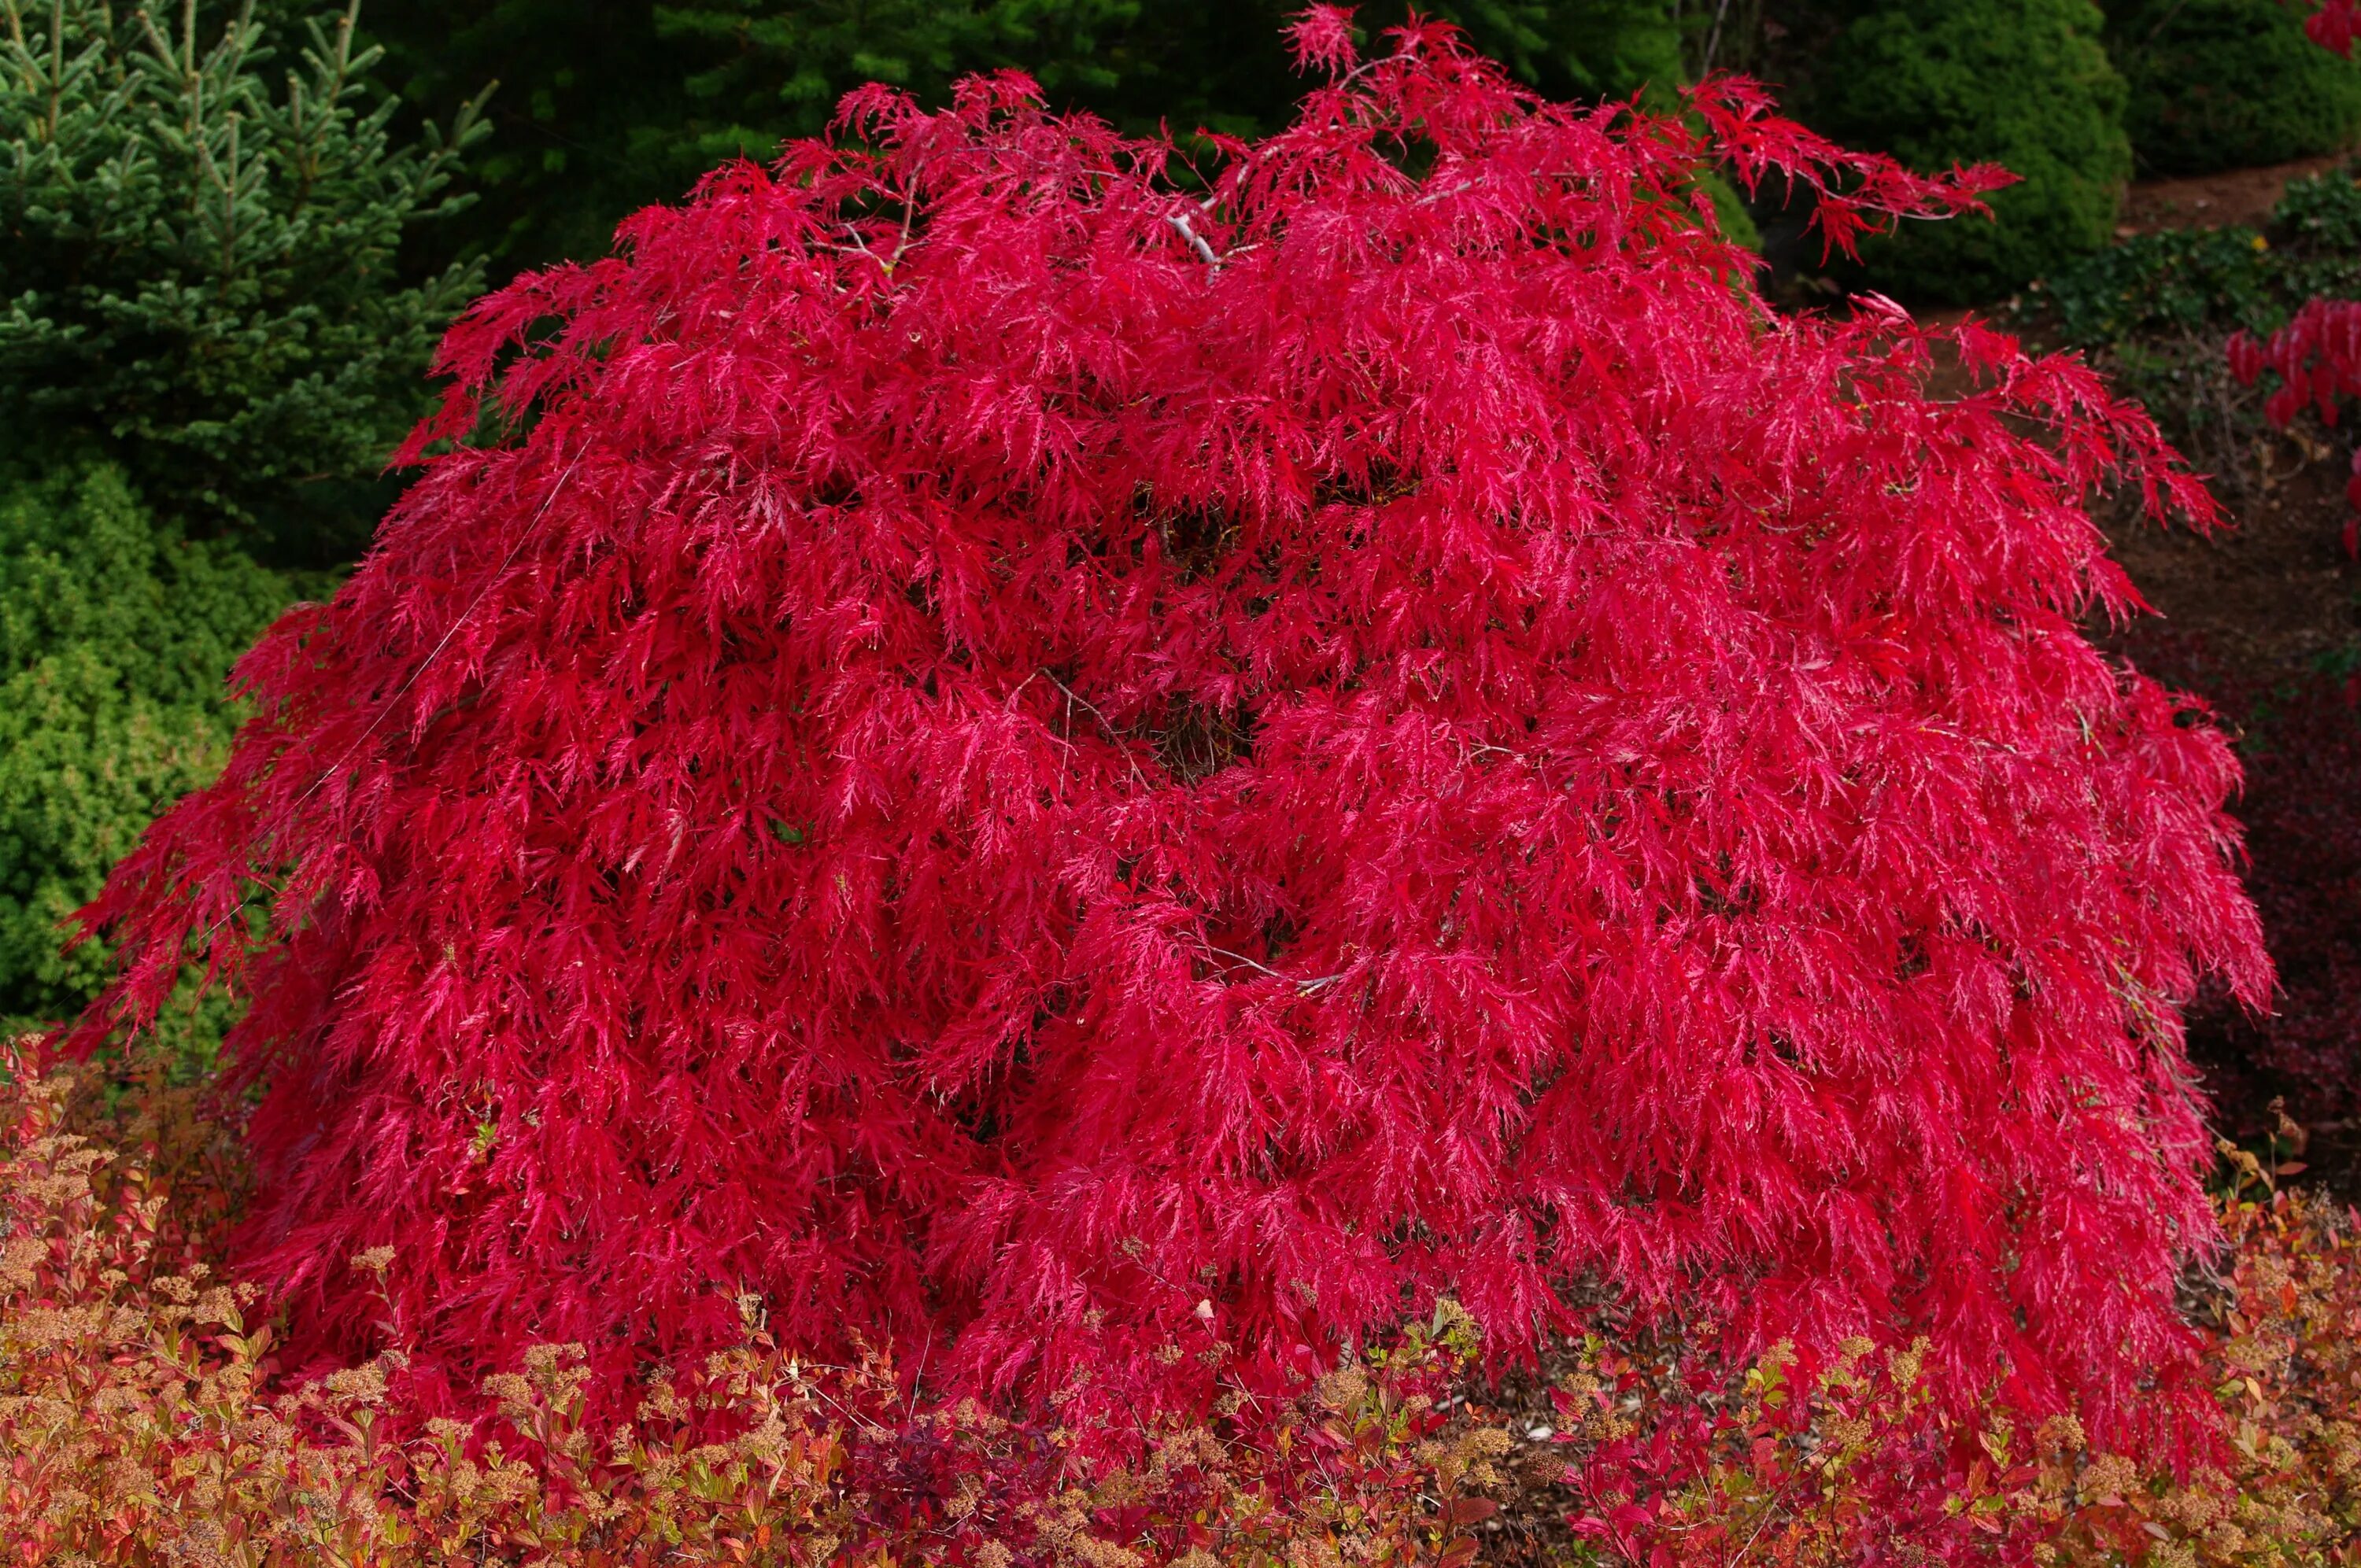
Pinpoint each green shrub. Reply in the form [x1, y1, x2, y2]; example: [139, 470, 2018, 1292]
[2038, 225, 2282, 345]
[2105, 0, 2361, 175]
[2016, 162, 2361, 511]
[0, 0, 487, 563]
[2034, 162, 2361, 348]
[0, 463, 298, 1053]
[2274, 159, 2361, 253]
[1809, 0, 2130, 304]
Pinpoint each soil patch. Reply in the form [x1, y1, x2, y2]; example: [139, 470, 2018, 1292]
[2102, 434, 2359, 673]
[2119, 151, 2353, 238]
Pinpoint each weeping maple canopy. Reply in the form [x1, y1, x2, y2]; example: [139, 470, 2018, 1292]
[74, 10, 2267, 1438]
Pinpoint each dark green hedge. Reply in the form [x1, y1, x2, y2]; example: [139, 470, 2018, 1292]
[2105, 0, 2361, 176]
[1809, 0, 2130, 304]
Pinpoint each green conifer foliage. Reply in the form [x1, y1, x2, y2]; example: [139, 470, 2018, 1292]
[0, 461, 297, 1045]
[1809, 0, 2130, 304]
[2104, 0, 2361, 176]
[0, 0, 487, 561]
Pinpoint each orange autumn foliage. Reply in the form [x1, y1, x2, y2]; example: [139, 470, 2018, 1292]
[6, 1048, 2358, 1566]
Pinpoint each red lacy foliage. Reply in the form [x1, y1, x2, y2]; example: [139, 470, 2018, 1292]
[2311, 0, 2361, 56]
[66, 10, 2266, 1442]
[2229, 300, 2361, 436]
[2229, 301, 2361, 551]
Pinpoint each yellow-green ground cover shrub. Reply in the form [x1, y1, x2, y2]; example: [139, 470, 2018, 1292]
[7, 1046, 2361, 1566]
[1535, 1128, 2361, 1563]
[0, 464, 301, 1060]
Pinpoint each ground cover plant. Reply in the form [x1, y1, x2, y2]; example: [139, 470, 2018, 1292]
[9, 1048, 2361, 1566]
[0, 1049, 1520, 1567]
[53, 3, 2279, 1463]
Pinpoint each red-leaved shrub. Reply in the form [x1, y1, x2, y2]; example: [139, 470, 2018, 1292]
[66, 10, 2267, 1441]
[2312, 0, 2361, 56]
[2229, 299, 2361, 552]
[2229, 6, 2361, 554]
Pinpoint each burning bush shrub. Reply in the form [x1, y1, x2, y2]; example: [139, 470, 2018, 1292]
[66, 10, 2264, 1442]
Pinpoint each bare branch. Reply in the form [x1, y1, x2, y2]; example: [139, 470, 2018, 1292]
[1165, 208, 1220, 269]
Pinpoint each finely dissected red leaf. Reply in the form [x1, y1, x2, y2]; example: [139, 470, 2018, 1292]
[67, 18, 2266, 1443]
[2309, 0, 2360, 55]
[2230, 298, 2361, 548]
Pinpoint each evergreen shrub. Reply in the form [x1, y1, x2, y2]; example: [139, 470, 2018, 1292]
[70, 13, 2263, 1444]
[2105, 0, 2361, 175]
[0, 462, 297, 1050]
[0, 0, 487, 561]
[2022, 163, 2361, 499]
[1810, 0, 2131, 303]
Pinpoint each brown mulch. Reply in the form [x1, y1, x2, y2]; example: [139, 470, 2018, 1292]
[2104, 436, 2359, 674]
[2118, 151, 2353, 238]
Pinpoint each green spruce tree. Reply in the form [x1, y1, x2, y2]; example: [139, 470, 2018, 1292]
[0, 0, 490, 562]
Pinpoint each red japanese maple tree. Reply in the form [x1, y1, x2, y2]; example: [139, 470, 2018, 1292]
[71, 10, 2267, 1440]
